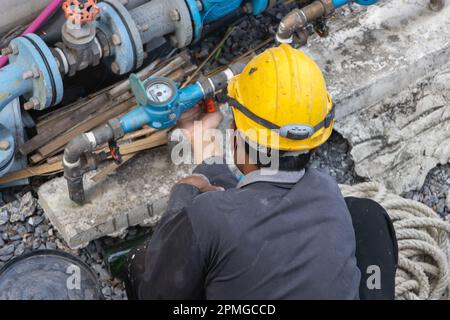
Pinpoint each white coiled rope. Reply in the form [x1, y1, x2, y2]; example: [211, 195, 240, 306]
[340, 182, 450, 300]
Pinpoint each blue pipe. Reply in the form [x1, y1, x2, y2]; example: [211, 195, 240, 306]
[252, 0, 270, 15]
[186, 0, 272, 42]
[178, 83, 206, 113]
[119, 107, 150, 134]
[0, 64, 31, 112]
[332, 0, 378, 7]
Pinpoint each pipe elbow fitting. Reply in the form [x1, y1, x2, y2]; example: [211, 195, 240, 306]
[63, 134, 94, 205]
[276, 0, 334, 44]
[63, 123, 119, 205]
[276, 9, 307, 43]
[64, 134, 94, 165]
[64, 123, 118, 166]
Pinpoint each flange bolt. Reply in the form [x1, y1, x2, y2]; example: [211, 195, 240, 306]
[111, 34, 122, 46]
[0, 140, 10, 151]
[170, 9, 181, 21]
[111, 62, 120, 74]
[23, 97, 40, 110]
[22, 68, 41, 80]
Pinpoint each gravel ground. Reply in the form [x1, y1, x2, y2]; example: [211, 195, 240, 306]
[404, 165, 450, 219]
[0, 2, 449, 300]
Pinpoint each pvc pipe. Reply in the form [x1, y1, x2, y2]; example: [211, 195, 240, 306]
[0, 0, 63, 68]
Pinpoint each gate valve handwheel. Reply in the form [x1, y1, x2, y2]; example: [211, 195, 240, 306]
[62, 0, 100, 24]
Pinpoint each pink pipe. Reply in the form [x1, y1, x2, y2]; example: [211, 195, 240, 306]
[0, 0, 63, 68]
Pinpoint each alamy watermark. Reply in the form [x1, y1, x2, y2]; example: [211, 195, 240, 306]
[366, 265, 382, 290]
[170, 122, 284, 175]
[66, 264, 81, 290]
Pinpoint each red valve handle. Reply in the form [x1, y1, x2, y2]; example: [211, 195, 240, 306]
[62, 0, 99, 24]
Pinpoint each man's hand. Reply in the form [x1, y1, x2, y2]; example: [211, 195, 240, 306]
[177, 105, 224, 163]
[178, 174, 224, 193]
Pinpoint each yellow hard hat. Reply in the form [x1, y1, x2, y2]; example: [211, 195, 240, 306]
[227, 44, 334, 152]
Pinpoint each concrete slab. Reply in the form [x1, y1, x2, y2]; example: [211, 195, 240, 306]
[38, 148, 193, 248]
[38, 0, 450, 247]
[337, 64, 450, 194]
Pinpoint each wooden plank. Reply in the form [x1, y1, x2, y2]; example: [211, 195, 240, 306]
[20, 94, 110, 155]
[0, 130, 168, 185]
[120, 126, 156, 141]
[91, 130, 168, 182]
[0, 162, 64, 184]
[119, 130, 168, 154]
[91, 153, 137, 183]
[29, 99, 153, 165]
[36, 83, 117, 127]
[37, 98, 136, 159]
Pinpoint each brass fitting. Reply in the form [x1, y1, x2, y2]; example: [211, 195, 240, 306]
[276, 0, 334, 44]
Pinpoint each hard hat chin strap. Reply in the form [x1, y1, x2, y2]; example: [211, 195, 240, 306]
[228, 98, 334, 141]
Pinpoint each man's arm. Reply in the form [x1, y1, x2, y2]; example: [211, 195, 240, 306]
[130, 206, 206, 300]
[193, 157, 239, 190]
[128, 108, 231, 299]
[128, 177, 223, 300]
[166, 174, 224, 215]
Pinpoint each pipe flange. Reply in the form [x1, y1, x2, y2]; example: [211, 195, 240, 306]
[184, 0, 203, 42]
[170, 0, 195, 47]
[9, 34, 64, 110]
[104, 0, 144, 68]
[97, 0, 144, 74]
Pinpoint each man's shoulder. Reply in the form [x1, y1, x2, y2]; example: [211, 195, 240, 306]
[186, 188, 238, 216]
[183, 187, 249, 232]
[303, 167, 342, 191]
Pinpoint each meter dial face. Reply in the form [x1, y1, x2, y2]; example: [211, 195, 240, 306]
[146, 80, 176, 105]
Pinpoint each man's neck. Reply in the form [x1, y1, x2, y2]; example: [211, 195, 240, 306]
[237, 163, 259, 176]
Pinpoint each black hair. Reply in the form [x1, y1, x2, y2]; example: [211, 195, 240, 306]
[244, 140, 312, 172]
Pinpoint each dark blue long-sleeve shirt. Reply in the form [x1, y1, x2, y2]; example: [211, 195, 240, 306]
[129, 160, 361, 299]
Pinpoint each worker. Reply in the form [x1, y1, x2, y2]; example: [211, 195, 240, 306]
[125, 44, 398, 300]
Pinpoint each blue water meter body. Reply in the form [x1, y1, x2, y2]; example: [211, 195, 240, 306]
[119, 74, 206, 133]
